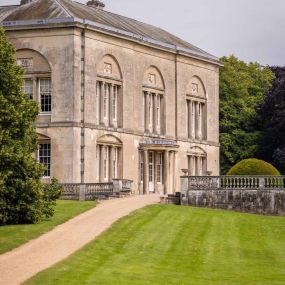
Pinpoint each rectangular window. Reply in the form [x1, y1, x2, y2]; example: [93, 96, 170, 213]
[104, 84, 109, 119]
[104, 146, 109, 181]
[96, 145, 100, 182]
[149, 152, 154, 182]
[113, 85, 118, 121]
[113, 148, 118, 179]
[23, 79, 33, 100]
[191, 101, 196, 138]
[38, 143, 51, 177]
[157, 152, 163, 183]
[148, 94, 153, 131]
[140, 151, 144, 182]
[96, 82, 100, 122]
[156, 95, 161, 131]
[40, 78, 51, 113]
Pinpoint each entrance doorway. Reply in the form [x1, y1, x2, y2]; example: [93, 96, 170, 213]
[149, 151, 155, 192]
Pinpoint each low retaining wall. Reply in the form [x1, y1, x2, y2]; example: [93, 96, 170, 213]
[181, 189, 285, 215]
[180, 176, 285, 215]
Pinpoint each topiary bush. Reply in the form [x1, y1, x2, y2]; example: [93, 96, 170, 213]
[227, 159, 280, 176]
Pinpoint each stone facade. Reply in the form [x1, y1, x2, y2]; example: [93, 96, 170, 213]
[1, 0, 221, 194]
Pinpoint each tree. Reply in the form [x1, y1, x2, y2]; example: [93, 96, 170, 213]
[220, 55, 274, 174]
[257, 67, 285, 174]
[0, 27, 61, 225]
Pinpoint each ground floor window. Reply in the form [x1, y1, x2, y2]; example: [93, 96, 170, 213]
[188, 155, 207, 176]
[38, 143, 51, 177]
[96, 144, 121, 182]
[157, 152, 163, 183]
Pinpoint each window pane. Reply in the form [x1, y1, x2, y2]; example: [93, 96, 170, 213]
[38, 143, 51, 177]
[40, 79, 51, 113]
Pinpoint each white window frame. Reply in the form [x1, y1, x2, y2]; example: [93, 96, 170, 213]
[156, 95, 161, 131]
[157, 152, 163, 184]
[96, 145, 100, 182]
[104, 146, 109, 181]
[96, 81, 100, 122]
[23, 79, 33, 99]
[112, 85, 118, 122]
[103, 83, 109, 119]
[39, 78, 52, 114]
[38, 143, 51, 178]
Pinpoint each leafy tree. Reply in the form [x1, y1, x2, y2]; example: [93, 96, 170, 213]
[257, 67, 285, 174]
[220, 55, 274, 174]
[0, 27, 61, 225]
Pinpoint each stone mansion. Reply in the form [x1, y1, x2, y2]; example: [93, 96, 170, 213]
[0, 0, 221, 194]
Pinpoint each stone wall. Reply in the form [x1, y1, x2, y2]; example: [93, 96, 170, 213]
[181, 189, 285, 215]
[180, 176, 285, 215]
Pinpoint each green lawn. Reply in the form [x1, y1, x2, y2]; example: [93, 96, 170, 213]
[25, 205, 285, 285]
[0, 200, 96, 254]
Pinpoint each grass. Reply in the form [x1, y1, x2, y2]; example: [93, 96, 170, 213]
[0, 200, 96, 254]
[25, 205, 285, 285]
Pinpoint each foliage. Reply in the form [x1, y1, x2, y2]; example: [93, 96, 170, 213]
[227, 158, 280, 176]
[220, 55, 275, 174]
[0, 27, 59, 225]
[257, 67, 285, 174]
[0, 200, 96, 254]
[25, 205, 285, 285]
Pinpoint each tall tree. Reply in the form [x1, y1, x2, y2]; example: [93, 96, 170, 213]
[257, 67, 285, 174]
[220, 55, 274, 174]
[0, 27, 60, 225]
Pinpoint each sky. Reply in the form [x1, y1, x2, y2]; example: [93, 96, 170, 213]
[1, 0, 285, 66]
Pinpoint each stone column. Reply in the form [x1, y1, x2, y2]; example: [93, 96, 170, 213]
[99, 145, 104, 182]
[153, 94, 158, 134]
[143, 149, 149, 195]
[144, 92, 149, 133]
[164, 150, 169, 195]
[100, 82, 105, 125]
[197, 102, 201, 140]
[109, 84, 114, 127]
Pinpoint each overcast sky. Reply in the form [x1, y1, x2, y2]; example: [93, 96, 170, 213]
[1, 0, 285, 66]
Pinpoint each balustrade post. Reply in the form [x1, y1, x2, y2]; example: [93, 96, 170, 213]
[79, 184, 86, 201]
[259, 177, 265, 189]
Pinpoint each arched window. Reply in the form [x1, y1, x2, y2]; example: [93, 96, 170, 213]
[186, 76, 207, 140]
[16, 49, 52, 114]
[142, 66, 165, 135]
[188, 146, 207, 176]
[37, 133, 51, 178]
[95, 135, 123, 183]
[95, 55, 123, 128]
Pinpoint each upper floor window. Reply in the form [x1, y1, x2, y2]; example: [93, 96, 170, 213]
[40, 78, 51, 113]
[96, 55, 122, 128]
[17, 49, 52, 115]
[186, 77, 207, 140]
[23, 79, 33, 100]
[143, 66, 165, 135]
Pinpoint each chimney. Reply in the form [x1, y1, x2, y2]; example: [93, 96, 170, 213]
[20, 0, 34, 5]
[87, 0, 105, 9]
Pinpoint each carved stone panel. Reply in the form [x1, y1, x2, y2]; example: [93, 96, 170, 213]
[17, 58, 33, 69]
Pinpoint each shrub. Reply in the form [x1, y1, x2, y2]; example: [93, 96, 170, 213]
[227, 158, 280, 176]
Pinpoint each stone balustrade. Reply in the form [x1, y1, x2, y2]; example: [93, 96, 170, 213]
[60, 179, 133, 201]
[180, 176, 285, 215]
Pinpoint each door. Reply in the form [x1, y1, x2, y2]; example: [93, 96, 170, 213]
[149, 151, 155, 192]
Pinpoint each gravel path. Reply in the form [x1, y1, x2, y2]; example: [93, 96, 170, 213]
[0, 195, 160, 285]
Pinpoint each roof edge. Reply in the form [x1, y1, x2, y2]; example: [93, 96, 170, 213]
[1, 17, 222, 66]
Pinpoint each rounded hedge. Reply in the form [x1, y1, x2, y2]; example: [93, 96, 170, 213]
[227, 159, 280, 176]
